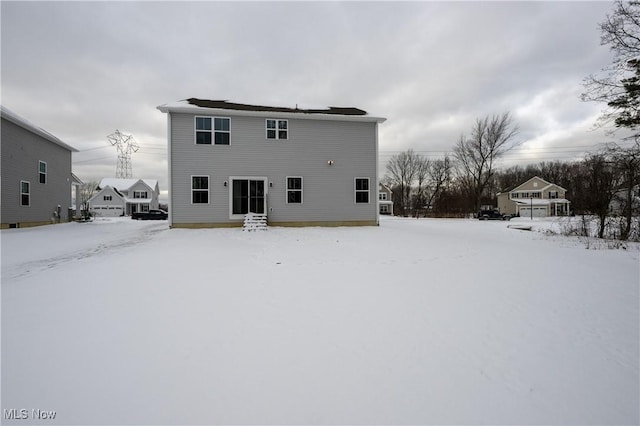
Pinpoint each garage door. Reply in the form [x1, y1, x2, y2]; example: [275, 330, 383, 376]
[91, 206, 123, 217]
[519, 206, 547, 217]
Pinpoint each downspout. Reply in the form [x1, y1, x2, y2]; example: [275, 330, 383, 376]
[374, 122, 380, 226]
[167, 112, 173, 228]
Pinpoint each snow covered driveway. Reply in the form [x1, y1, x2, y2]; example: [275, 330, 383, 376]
[2, 217, 638, 425]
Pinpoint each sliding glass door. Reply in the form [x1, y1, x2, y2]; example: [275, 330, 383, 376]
[232, 179, 265, 215]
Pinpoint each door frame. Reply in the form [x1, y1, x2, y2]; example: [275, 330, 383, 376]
[228, 176, 268, 220]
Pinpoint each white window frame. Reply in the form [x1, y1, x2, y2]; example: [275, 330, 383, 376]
[355, 177, 370, 204]
[228, 176, 268, 220]
[195, 116, 213, 145]
[286, 176, 303, 204]
[20, 180, 30, 206]
[191, 175, 210, 204]
[195, 116, 231, 145]
[379, 192, 387, 201]
[213, 117, 231, 145]
[266, 119, 288, 140]
[38, 161, 47, 184]
[104, 195, 112, 201]
[133, 190, 148, 199]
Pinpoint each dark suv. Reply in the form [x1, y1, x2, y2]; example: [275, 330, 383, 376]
[478, 210, 511, 221]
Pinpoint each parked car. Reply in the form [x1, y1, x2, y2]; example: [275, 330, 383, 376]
[478, 210, 512, 221]
[132, 209, 168, 220]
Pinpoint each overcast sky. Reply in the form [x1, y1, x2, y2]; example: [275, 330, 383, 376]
[1, 1, 625, 199]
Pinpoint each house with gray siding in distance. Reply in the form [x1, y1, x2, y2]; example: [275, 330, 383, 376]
[157, 98, 386, 228]
[378, 183, 394, 215]
[1, 106, 78, 228]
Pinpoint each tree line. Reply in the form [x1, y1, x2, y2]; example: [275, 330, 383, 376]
[384, 1, 640, 241]
[383, 138, 640, 239]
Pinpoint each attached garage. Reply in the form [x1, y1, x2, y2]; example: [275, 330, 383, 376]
[90, 205, 124, 217]
[518, 206, 547, 217]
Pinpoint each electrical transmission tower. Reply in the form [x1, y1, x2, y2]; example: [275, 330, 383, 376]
[107, 130, 139, 179]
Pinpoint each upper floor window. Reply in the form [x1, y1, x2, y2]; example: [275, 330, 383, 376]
[286, 177, 303, 204]
[195, 117, 230, 145]
[104, 195, 112, 201]
[266, 119, 288, 140]
[548, 191, 559, 199]
[355, 178, 370, 204]
[192, 176, 209, 204]
[379, 192, 387, 201]
[38, 161, 47, 184]
[20, 181, 30, 206]
[133, 191, 148, 199]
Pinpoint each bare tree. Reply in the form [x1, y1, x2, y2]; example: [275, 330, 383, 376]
[453, 112, 520, 213]
[412, 156, 431, 217]
[424, 156, 452, 215]
[385, 149, 423, 216]
[608, 140, 640, 239]
[581, 152, 622, 239]
[78, 181, 98, 219]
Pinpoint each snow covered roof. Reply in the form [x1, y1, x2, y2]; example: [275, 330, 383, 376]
[88, 185, 125, 203]
[157, 98, 386, 123]
[499, 176, 568, 194]
[71, 173, 84, 185]
[98, 178, 158, 192]
[1, 105, 78, 152]
[513, 198, 571, 206]
[123, 197, 152, 204]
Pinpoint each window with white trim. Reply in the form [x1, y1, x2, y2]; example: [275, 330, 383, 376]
[355, 178, 370, 203]
[104, 195, 112, 201]
[38, 161, 47, 184]
[286, 177, 303, 204]
[266, 119, 288, 140]
[20, 181, 30, 206]
[195, 117, 230, 145]
[192, 176, 209, 204]
[379, 192, 387, 200]
[133, 191, 148, 199]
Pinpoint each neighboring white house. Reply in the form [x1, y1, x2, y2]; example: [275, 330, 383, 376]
[88, 178, 160, 217]
[1, 105, 79, 228]
[497, 176, 571, 217]
[379, 183, 394, 215]
[157, 98, 386, 228]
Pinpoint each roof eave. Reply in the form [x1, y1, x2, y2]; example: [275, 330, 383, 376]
[157, 103, 386, 124]
[1, 105, 79, 152]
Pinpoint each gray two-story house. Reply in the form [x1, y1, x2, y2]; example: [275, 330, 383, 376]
[157, 98, 386, 228]
[1, 106, 78, 228]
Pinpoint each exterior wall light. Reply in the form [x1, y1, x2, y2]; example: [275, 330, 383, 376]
[327, 160, 335, 166]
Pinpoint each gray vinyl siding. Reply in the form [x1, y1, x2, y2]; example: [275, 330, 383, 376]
[1, 118, 73, 225]
[169, 112, 378, 225]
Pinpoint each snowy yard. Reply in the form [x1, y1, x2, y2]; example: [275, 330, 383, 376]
[2, 216, 638, 425]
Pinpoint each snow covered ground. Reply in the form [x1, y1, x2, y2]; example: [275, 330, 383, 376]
[2, 216, 638, 425]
